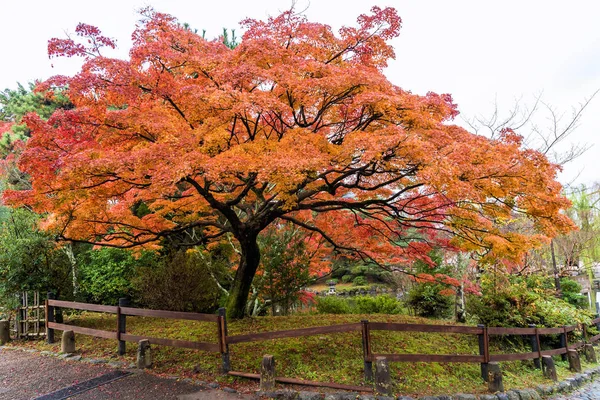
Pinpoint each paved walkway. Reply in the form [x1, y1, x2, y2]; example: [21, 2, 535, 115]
[551, 379, 600, 400]
[0, 348, 253, 400]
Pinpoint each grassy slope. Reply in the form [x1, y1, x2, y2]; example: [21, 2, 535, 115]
[10, 312, 596, 397]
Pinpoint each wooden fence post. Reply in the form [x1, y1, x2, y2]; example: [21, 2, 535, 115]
[560, 326, 568, 361]
[46, 292, 55, 344]
[596, 313, 600, 332]
[118, 297, 129, 355]
[478, 324, 488, 382]
[361, 320, 373, 382]
[528, 324, 541, 369]
[218, 308, 230, 373]
[260, 354, 276, 391]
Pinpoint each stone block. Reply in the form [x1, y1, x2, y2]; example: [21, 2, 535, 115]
[542, 356, 557, 381]
[299, 391, 325, 400]
[584, 343, 597, 363]
[374, 357, 393, 396]
[567, 349, 582, 372]
[505, 390, 520, 400]
[61, 330, 75, 353]
[487, 362, 504, 393]
[452, 395, 477, 400]
[260, 355, 276, 392]
[136, 339, 152, 369]
[0, 321, 9, 345]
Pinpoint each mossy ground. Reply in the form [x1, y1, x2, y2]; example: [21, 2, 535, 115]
[8, 312, 597, 397]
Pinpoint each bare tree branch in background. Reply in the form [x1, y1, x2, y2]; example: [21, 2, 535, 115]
[463, 89, 598, 170]
[464, 90, 599, 300]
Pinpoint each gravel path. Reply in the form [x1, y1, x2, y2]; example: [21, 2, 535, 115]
[0, 347, 253, 400]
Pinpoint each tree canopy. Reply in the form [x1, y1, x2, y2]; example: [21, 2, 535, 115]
[5, 7, 574, 318]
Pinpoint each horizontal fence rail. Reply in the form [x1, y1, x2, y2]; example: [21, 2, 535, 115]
[227, 323, 362, 344]
[120, 307, 219, 322]
[41, 295, 600, 393]
[45, 298, 222, 356]
[369, 322, 483, 335]
[48, 299, 118, 314]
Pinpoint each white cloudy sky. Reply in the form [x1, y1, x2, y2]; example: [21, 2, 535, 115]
[1, 0, 598, 187]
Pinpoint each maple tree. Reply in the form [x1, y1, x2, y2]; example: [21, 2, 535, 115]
[6, 7, 574, 318]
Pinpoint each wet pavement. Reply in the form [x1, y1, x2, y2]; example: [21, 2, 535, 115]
[0, 347, 253, 400]
[551, 379, 600, 400]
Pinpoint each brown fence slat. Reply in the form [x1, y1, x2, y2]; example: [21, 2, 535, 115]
[487, 327, 536, 335]
[565, 325, 577, 333]
[47, 322, 118, 340]
[227, 371, 374, 392]
[48, 300, 118, 314]
[120, 333, 220, 352]
[369, 322, 483, 335]
[371, 353, 484, 363]
[571, 340, 585, 349]
[590, 333, 600, 343]
[541, 348, 568, 356]
[227, 323, 362, 344]
[591, 317, 600, 325]
[537, 327, 565, 335]
[489, 351, 539, 362]
[120, 307, 218, 322]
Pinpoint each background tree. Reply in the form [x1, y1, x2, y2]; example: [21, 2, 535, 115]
[252, 222, 319, 316]
[7, 8, 574, 318]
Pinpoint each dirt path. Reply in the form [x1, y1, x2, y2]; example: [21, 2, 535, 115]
[0, 347, 254, 400]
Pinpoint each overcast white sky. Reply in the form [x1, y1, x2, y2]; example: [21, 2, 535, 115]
[1, 0, 598, 187]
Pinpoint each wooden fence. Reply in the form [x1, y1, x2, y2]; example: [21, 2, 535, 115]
[45, 298, 223, 357]
[43, 295, 600, 392]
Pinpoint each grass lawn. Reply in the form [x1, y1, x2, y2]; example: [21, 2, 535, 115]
[8, 312, 597, 397]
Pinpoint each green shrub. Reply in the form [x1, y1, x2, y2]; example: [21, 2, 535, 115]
[405, 284, 453, 319]
[341, 275, 353, 283]
[79, 247, 153, 305]
[352, 276, 368, 286]
[560, 278, 588, 309]
[466, 275, 593, 328]
[133, 250, 221, 313]
[315, 296, 352, 314]
[355, 295, 402, 314]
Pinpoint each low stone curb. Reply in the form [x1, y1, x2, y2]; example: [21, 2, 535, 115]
[4, 345, 600, 399]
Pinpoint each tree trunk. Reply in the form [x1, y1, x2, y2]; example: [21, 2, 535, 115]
[62, 243, 79, 296]
[226, 234, 260, 319]
[551, 240, 561, 297]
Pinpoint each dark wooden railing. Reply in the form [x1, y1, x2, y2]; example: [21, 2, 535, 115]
[44, 297, 600, 393]
[46, 299, 224, 355]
